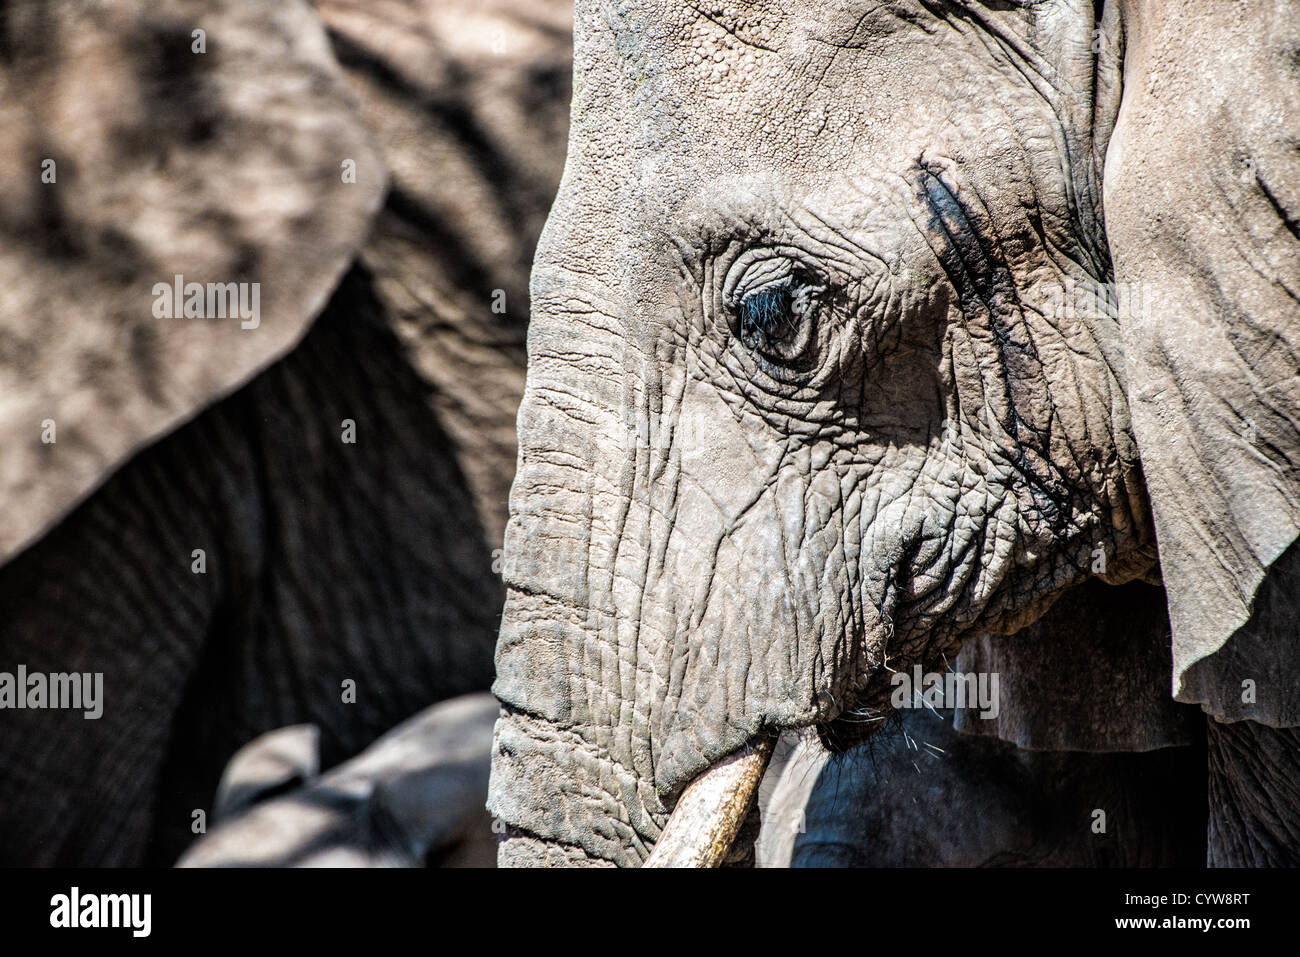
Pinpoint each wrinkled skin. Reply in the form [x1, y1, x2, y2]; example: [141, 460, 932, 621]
[489, 0, 1299, 866]
[0, 0, 570, 865]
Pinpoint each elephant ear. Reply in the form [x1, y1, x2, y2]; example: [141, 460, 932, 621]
[1103, 0, 1300, 725]
[0, 0, 385, 564]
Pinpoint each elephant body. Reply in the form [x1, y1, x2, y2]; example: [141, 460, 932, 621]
[0, 0, 571, 865]
[0, 273, 499, 864]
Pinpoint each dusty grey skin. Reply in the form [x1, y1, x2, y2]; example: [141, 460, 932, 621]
[0, 0, 570, 864]
[178, 693, 498, 868]
[489, 0, 1299, 866]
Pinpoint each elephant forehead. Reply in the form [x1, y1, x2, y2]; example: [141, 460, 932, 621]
[565, 0, 1082, 243]
[583, 1, 1044, 159]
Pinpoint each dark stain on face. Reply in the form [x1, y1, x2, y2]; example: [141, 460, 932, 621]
[912, 159, 1077, 540]
[814, 157, 1106, 753]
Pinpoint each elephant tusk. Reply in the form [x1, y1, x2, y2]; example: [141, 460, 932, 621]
[642, 734, 775, 868]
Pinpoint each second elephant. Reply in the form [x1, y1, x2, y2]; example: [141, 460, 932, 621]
[0, 0, 570, 865]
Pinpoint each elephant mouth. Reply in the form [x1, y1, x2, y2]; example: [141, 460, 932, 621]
[644, 682, 901, 866]
[642, 733, 775, 868]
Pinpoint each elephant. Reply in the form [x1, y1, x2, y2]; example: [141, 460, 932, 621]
[0, 0, 570, 865]
[487, 0, 1300, 867]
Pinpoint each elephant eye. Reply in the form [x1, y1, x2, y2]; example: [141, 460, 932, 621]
[732, 275, 822, 368]
[739, 283, 796, 350]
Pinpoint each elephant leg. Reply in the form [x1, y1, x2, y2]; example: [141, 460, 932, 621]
[1207, 718, 1300, 867]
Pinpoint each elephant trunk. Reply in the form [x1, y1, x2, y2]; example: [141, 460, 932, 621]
[487, 702, 659, 867]
[488, 696, 773, 867]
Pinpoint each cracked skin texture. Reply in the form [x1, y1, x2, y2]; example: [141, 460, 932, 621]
[490, 0, 1300, 867]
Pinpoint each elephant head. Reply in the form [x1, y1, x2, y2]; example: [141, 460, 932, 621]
[489, 0, 1299, 866]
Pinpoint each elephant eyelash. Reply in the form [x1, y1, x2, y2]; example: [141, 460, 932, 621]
[717, 250, 847, 387]
[730, 271, 825, 357]
[738, 282, 799, 349]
